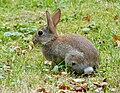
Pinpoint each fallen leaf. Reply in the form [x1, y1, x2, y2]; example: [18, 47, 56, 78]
[93, 82, 101, 87]
[54, 71, 68, 76]
[74, 83, 88, 92]
[101, 78, 109, 90]
[81, 83, 88, 89]
[74, 86, 87, 92]
[72, 78, 85, 83]
[103, 78, 107, 82]
[93, 79, 109, 91]
[58, 90, 73, 93]
[101, 82, 108, 87]
[59, 85, 70, 90]
[113, 35, 119, 41]
[70, 81, 76, 85]
[74, 86, 84, 92]
[113, 35, 120, 47]
[34, 86, 46, 93]
[82, 16, 90, 22]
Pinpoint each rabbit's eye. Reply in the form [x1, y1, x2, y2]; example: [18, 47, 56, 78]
[72, 63, 76, 66]
[38, 30, 43, 36]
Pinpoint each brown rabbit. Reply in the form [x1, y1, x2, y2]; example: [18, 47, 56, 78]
[32, 8, 99, 74]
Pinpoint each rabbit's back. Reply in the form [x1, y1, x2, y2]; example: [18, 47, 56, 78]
[42, 34, 98, 66]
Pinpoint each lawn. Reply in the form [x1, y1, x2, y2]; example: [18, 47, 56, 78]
[0, 0, 120, 93]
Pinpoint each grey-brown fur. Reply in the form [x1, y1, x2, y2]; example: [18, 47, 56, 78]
[32, 8, 99, 74]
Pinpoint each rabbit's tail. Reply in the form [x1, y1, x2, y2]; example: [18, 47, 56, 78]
[84, 67, 93, 75]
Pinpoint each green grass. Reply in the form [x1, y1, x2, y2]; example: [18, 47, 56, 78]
[0, 0, 120, 92]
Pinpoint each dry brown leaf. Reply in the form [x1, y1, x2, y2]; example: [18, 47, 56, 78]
[74, 83, 88, 92]
[74, 86, 84, 92]
[93, 79, 108, 88]
[70, 81, 76, 85]
[81, 83, 88, 90]
[82, 16, 90, 22]
[59, 85, 70, 90]
[58, 90, 73, 93]
[54, 72, 62, 75]
[113, 35, 120, 47]
[101, 82, 108, 87]
[34, 86, 47, 93]
[103, 78, 107, 82]
[52, 72, 68, 77]
[113, 35, 119, 41]
[93, 82, 101, 87]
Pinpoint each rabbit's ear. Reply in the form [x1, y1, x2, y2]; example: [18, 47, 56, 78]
[46, 11, 57, 35]
[52, 8, 61, 26]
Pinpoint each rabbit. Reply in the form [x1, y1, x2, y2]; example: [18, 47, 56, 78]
[32, 8, 99, 75]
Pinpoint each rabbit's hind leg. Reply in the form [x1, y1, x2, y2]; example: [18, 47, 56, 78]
[65, 51, 86, 74]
